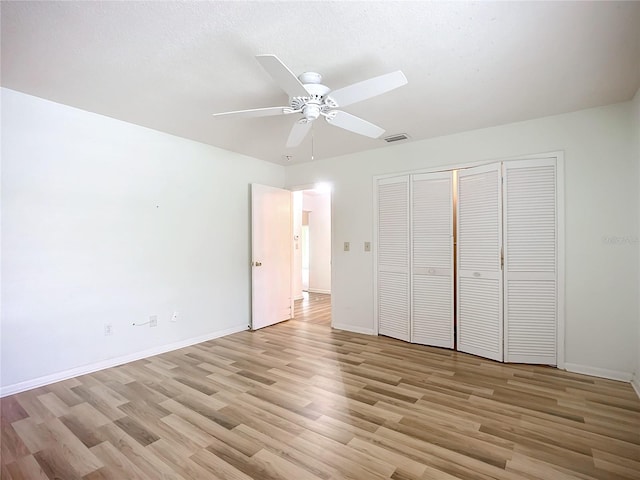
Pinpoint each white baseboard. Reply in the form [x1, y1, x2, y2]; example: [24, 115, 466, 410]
[294, 295, 304, 301]
[307, 288, 331, 294]
[564, 363, 633, 382]
[0, 324, 248, 398]
[632, 376, 640, 399]
[332, 323, 375, 336]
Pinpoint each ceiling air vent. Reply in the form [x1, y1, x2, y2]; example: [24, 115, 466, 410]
[383, 133, 410, 143]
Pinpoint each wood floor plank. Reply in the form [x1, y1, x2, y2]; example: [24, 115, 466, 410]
[93, 422, 180, 479]
[592, 454, 640, 479]
[147, 438, 218, 480]
[0, 422, 31, 464]
[233, 423, 337, 480]
[89, 441, 151, 480]
[348, 436, 427, 479]
[13, 393, 57, 424]
[2, 455, 50, 480]
[33, 448, 83, 480]
[11, 417, 54, 454]
[189, 447, 249, 480]
[1, 397, 30, 424]
[35, 392, 71, 418]
[2, 292, 639, 479]
[159, 398, 263, 457]
[39, 418, 104, 476]
[68, 385, 127, 422]
[251, 448, 326, 480]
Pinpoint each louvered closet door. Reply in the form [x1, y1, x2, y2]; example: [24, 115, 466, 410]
[411, 172, 454, 348]
[457, 163, 503, 361]
[504, 159, 557, 364]
[377, 176, 410, 342]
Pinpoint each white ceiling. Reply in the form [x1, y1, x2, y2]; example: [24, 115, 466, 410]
[2, 1, 639, 166]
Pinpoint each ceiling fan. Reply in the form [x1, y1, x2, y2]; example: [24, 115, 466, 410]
[212, 55, 408, 148]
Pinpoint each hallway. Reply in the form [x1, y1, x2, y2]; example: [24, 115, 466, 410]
[293, 292, 331, 326]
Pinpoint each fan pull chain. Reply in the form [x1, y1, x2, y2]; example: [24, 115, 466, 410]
[311, 126, 315, 161]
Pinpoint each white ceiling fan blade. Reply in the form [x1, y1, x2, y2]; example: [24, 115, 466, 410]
[256, 54, 309, 98]
[325, 110, 385, 138]
[212, 106, 297, 118]
[286, 120, 312, 148]
[328, 70, 407, 108]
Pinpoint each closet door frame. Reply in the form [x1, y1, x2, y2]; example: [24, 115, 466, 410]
[372, 151, 565, 369]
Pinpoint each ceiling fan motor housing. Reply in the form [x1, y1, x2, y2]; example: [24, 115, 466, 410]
[298, 71, 322, 84]
[291, 76, 333, 121]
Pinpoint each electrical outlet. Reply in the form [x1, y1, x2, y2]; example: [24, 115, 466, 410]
[344, 241, 350, 252]
[364, 241, 371, 252]
[170, 311, 178, 322]
[104, 324, 113, 336]
[150, 315, 158, 327]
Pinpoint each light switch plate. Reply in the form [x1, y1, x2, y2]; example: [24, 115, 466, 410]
[344, 242, 350, 252]
[364, 241, 371, 252]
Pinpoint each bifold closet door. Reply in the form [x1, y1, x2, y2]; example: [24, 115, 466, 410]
[457, 163, 503, 361]
[411, 172, 454, 348]
[503, 159, 557, 364]
[377, 176, 410, 342]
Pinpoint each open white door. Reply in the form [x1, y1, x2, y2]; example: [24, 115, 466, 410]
[457, 163, 503, 361]
[251, 184, 292, 330]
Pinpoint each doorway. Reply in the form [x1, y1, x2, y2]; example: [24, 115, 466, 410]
[292, 184, 332, 325]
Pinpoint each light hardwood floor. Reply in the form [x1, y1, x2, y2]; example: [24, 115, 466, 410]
[2, 293, 639, 479]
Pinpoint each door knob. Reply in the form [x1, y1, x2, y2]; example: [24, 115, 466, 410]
[253, 261, 262, 266]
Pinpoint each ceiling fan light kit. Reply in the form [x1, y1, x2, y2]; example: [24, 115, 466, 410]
[212, 54, 408, 149]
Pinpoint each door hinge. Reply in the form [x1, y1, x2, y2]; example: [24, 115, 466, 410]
[500, 247, 504, 270]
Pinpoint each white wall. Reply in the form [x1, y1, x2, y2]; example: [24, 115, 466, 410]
[286, 101, 640, 378]
[292, 191, 303, 300]
[303, 191, 331, 294]
[633, 87, 640, 395]
[1, 88, 285, 394]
